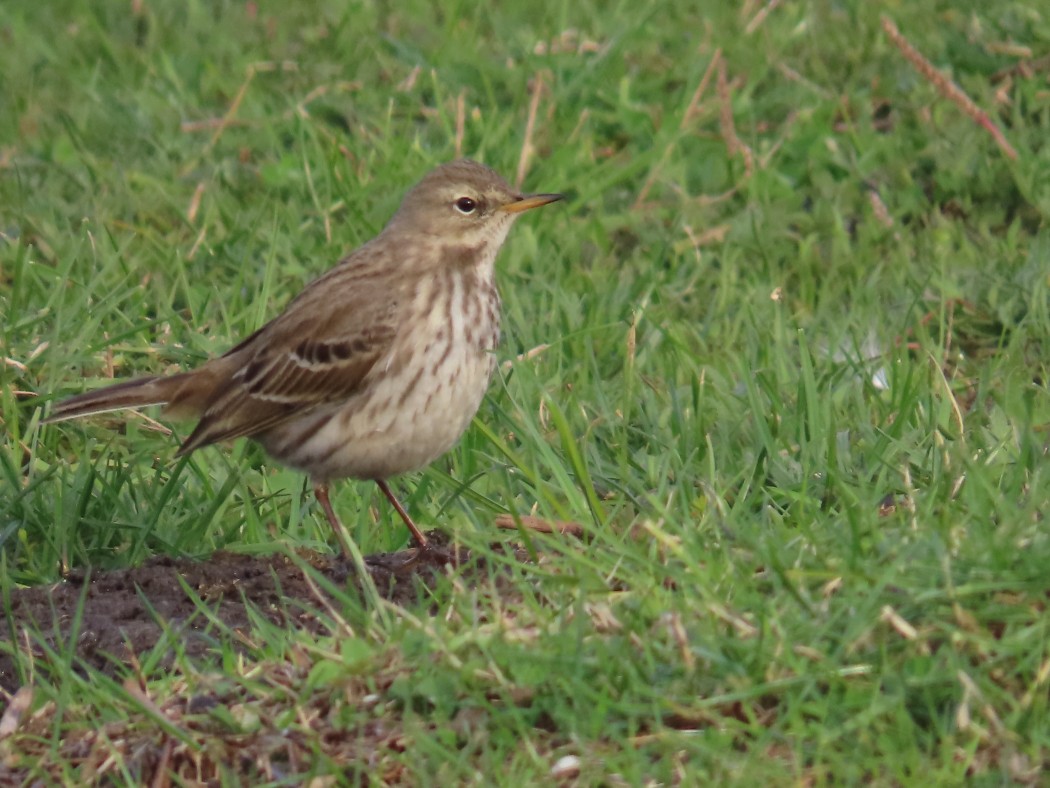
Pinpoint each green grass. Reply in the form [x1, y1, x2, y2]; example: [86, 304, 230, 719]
[3, 0, 1050, 782]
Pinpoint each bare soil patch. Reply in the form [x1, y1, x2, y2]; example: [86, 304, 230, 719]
[1, 532, 521, 694]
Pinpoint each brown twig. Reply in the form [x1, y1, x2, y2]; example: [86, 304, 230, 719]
[499, 343, 550, 372]
[0, 686, 32, 736]
[515, 73, 545, 190]
[681, 49, 722, 129]
[717, 59, 754, 177]
[454, 91, 466, 159]
[991, 52, 1050, 83]
[186, 226, 207, 261]
[633, 51, 722, 210]
[744, 0, 784, 36]
[881, 16, 1017, 161]
[494, 514, 585, 538]
[868, 188, 895, 228]
[185, 181, 205, 224]
[206, 71, 254, 153]
[180, 117, 247, 133]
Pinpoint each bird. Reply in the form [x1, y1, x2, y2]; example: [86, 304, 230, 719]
[45, 159, 563, 557]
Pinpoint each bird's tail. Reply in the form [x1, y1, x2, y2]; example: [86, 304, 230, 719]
[43, 373, 196, 424]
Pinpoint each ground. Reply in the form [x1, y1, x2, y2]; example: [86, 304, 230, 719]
[4, 1, 1050, 783]
[1, 534, 550, 784]
[1, 533, 518, 694]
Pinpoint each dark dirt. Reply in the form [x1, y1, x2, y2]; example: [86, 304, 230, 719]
[1, 532, 523, 695]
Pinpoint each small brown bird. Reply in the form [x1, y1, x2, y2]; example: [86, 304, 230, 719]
[46, 160, 562, 556]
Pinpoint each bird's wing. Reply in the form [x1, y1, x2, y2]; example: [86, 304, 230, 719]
[176, 261, 401, 454]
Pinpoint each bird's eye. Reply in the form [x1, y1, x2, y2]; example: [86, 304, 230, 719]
[454, 196, 477, 215]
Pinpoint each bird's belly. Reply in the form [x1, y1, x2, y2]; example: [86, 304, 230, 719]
[260, 345, 496, 482]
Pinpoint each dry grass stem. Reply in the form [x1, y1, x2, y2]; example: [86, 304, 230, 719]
[493, 514, 586, 537]
[745, 0, 784, 35]
[717, 58, 754, 177]
[515, 73, 545, 189]
[881, 16, 1018, 160]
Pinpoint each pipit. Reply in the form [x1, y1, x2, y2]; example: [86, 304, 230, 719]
[45, 159, 562, 556]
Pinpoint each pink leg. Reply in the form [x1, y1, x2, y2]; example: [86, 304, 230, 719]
[376, 479, 429, 548]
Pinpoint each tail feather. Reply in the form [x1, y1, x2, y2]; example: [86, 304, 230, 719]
[44, 375, 185, 423]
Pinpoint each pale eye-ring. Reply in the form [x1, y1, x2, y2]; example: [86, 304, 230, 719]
[454, 196, 477, 215]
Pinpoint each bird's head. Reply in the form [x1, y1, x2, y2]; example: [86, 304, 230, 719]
[384, 159, 562, 265]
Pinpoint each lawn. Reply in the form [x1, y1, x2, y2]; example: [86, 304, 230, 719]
[2, 0, 1050, 783]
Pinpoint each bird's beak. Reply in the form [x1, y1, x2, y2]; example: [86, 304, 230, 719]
[499, 193, 564, 214]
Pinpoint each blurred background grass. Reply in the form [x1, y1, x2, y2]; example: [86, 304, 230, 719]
[2, 0, 1050, 782]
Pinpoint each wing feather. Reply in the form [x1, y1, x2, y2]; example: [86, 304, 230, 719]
[177, 258, 402, 455]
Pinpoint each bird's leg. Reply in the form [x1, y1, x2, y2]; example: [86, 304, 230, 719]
[313, 482, 355, 560]
[375, 479, 429, 549]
